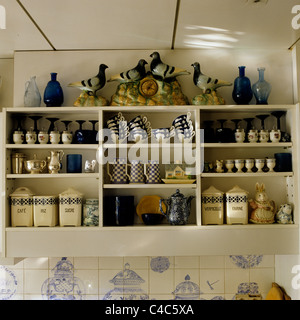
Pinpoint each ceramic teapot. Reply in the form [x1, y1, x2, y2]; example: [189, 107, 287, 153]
[159, 189, 194, 225]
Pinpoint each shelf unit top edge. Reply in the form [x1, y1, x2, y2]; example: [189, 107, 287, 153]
[3, 104, 296, 113]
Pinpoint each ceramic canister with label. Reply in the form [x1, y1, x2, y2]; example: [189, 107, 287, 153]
[201, 186, 224, 225]
[225, 185, 249, 225]
[10, 187, 35, 227]
[59, 188, 83, 226]
[33, 195, 58, 227]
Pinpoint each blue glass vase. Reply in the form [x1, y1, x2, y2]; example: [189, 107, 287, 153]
[232, 66, 253, 105]
[43, 73, 64, 107]
[252, 67, 271, 105]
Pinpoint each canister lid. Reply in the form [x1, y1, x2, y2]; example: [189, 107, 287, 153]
[202, 186, 224, 195]
[59, 187, 83, 197]
[11, 153, 26, 158]
[226, 185, 248, 195]
[10, 187, 34, 197]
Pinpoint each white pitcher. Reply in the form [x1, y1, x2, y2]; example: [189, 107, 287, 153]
[48, 150, 64, 174]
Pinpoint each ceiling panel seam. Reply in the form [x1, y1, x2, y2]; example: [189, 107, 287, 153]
[16, 0, 56, 51]
[171, 0, 181, 49]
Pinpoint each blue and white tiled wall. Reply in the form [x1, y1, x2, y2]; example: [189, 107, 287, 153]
[0, 255, 277, 300]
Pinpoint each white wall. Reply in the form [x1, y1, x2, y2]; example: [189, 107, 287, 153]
[0, 58, 13, 108]
[13, 49, 294, 107]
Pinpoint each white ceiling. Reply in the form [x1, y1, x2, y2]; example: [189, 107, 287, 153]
[0, 0, 300, 58]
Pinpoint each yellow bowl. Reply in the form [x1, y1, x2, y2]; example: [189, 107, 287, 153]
[136, 195, 166, 220]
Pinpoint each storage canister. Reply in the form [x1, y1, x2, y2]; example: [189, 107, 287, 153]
[83, 199, 99, 226]
[33, 195, 58, 227]
[225, 185, 249, 225]
[201, 186, 224, 225]
[10, 187, 35, 227]
[59, 188, 83, 226]
[11, 153, 26, 174]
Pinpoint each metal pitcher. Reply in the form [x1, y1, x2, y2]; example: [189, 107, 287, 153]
[159, 189, 194, 225]
[48, 150, 64, 174]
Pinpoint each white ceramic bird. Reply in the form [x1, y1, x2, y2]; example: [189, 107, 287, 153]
[68, 64, 108, 96]
[150, 52, 190, 80]
[108, 59, 148, 83]
[191, 62, 232, 93]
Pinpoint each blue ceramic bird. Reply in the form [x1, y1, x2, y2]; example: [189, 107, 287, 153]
[68, 64, 108, 96]
[191, 62, 232, 93]
[150, 52, 190, 80]
[108, 59, 148, 83]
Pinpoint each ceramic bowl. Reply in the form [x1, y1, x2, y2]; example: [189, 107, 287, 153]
[141, 213, 164, 225]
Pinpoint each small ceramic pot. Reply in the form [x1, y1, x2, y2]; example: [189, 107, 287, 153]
[235, 129, 245, 143]
[247, 129, 258, 143]
[50, 131, 60, 144]
[13, 131, 24, 144]
[38, 131, 49, 144]
[259, 129, 269, 143]
[270, 129, 281, 143]
[62, 131, 73, 144]
[26, 130, 37, 144]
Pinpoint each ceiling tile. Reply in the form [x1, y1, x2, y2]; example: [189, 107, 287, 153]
[20, 0, 177, 50]
[175, 0, 300, 49]
[0, 0, 52, 58]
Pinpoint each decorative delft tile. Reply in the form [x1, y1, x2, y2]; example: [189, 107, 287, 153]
[173, 274, 202, 300]
[229, 255, 263, 269]
[41, 257, 85, 300]
[0, 266, 18, 300]
[150, 256, 170, 273]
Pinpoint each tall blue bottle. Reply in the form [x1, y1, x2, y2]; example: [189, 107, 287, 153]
[232, 66, 253, 105]
[43, 73, 64, 107]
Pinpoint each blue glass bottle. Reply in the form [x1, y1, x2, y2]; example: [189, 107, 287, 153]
[232, 66, 253, 105]
[252, 67, 271, 105]
[43, 73, 64, 107]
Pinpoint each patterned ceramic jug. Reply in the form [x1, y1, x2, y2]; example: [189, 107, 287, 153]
[107, 158, 128, 184]
[159, 189, 194, 225]
[144, 160, 161, 184]
[128, 160, 145, 184]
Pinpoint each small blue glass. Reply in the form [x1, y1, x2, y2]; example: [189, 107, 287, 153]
[67, 154, 82, 173]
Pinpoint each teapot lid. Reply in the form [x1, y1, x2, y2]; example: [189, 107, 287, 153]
[171, 189, 184, 198]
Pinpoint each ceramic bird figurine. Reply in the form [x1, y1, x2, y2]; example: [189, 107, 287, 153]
[150, 52, 190, 80]
[191, 62, 232, 93]
[68, 64, 108, 96]
[108, 59, 148, 83]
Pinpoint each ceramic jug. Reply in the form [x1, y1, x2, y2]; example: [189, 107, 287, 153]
[159, 189, 194, 225]
[24, 76, 41, 107]
[144, 160, 161, 184]
[107, 158, 128, 184]
[48, 150, 64, 174]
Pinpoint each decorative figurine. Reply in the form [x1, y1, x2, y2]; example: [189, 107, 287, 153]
[68, 64, 109, 106]
[150, 51, 190, 80]
[108, 59, 148, 83]
[249, 183, 276, 224]
[191, 62, 232, 105]
[276, 203, 293, 224]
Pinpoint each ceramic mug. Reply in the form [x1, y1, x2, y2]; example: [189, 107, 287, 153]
[67, 154, 82, 173]
[128, 160, 145, 184]
[107, 112, 125, 125]
[144, 160, 161, 184]
[107, 158, 128, 184]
